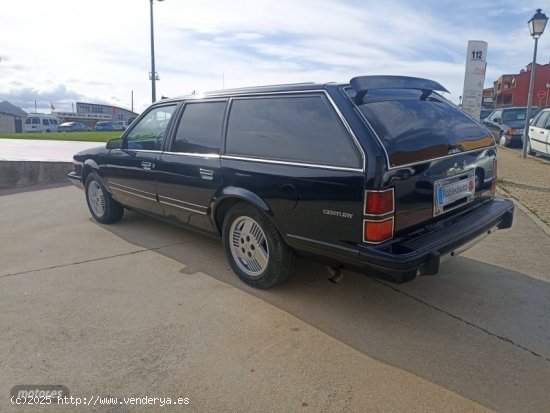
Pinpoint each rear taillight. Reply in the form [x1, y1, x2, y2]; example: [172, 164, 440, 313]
[363, 188, 394, 243]
[364, 189, 394, 215]
[363, 218, 394, 243]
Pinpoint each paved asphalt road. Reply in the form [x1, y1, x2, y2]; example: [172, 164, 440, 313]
[1, 186, 549, 412]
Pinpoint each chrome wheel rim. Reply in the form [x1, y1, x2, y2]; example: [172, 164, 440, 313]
[88, 181, 105, 217]
[229, 216, 269, 277]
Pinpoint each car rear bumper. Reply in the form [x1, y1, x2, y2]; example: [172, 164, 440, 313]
[68, 171, 84, 190]
[288, 197, 514, 283]
[359, 197, 514, 281]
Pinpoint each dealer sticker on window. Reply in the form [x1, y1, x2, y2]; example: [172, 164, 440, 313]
[434, 171, 475, 216]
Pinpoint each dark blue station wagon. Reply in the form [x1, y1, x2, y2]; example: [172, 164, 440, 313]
[69, 76, 514, 288]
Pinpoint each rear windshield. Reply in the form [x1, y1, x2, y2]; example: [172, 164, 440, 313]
[502, 107, 540, 122]
[351, 89, 493, 167]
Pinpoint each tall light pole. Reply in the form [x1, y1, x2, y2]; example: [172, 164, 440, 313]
[522, 9, 548, 158]
[149, 0, 164, 103]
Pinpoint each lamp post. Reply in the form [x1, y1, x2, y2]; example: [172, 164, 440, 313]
[522, 9, 548, 158]
[149, 0, 164, 103]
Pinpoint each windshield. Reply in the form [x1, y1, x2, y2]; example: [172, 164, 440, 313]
[351, 88, 493, 167]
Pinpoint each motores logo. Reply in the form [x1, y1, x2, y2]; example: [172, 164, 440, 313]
[11, 385, 69, 403]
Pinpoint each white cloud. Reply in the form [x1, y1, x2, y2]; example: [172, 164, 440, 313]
[0, 0, 548, 113]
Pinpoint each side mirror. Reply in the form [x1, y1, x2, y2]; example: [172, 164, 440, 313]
[106, 137, 124, 150]
[493, 118, 501, 123]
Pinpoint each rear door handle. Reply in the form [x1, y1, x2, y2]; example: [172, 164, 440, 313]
[200, 168, 214, 180]
[141, 161, 155, 170]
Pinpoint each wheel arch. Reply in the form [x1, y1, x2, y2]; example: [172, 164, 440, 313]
[82, 160, 106, 187]
[211, 187, 273, 235]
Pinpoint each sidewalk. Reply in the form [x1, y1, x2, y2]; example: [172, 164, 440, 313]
[0, 138, 101, 162]
[496, 148, 550, 234]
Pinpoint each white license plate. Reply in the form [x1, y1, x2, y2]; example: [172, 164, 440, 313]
[434, 171, 475, 216]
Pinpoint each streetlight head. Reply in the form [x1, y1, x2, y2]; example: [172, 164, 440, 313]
[528, 9, 548, 38]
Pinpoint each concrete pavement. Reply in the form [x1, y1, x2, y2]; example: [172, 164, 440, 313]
[0, 186, 494, 413]
[1, 186, 549, 412]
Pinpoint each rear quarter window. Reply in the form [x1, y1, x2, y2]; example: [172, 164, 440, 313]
[225, 94, 362, 169]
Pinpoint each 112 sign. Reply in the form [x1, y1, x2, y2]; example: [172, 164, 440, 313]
[471, 50, 483, 60]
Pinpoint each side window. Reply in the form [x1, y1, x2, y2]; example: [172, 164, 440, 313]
[126, 105, 176, 150]
[225, 95, 362, 168]
[535, 111, 550, 128]
[32, 117, 40, 125]
[172, 101, 226, 154]
[42, 119, 50, 125]
[489, 110, 502, 122]
[25, 118, 32, 125]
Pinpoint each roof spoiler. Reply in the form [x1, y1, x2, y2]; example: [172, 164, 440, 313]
[350, 75, 449, 104]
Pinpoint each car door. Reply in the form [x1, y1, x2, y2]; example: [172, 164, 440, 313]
[103, 104, 178, 215]
[484, 109, 502, 139]
[529, 111, 550, 153]
[155, 99, 227, 232]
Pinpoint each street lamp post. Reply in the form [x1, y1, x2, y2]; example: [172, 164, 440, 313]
[522, 9, 548, 158]
[149, 0, 164, 103]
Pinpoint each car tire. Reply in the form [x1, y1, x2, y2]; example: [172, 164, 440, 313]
[498, 133, 507, 147]
[85, 173, 124, 224]
[222, 203, 296, 289]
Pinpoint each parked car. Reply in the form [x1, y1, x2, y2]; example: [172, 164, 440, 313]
[24, 114, 59, 133]
[95, 121, 115, 131]
[480, 108, 493, 122]
[58, 122, 91, 132]
[483, 106, 541, 147]
[113, 120, 127, 131]
[523, 108, 550, 157]
[68, 76, 514, 289]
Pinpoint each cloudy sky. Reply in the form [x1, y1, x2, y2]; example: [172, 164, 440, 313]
[1, 0, 548, 114]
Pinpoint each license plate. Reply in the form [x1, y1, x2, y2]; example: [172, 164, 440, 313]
[434, 171, 475, 216]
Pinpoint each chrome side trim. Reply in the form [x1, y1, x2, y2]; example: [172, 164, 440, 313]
[158, 195, 207, 209]
[109, 182, 156, 197]
[129, 149, 163, 154]
[110, 187, 157, 202]
[159, 200, 207, 215]
[221, 155, 363, 173]
[286, 234, 359, 255]
[162, 151, 221, 159]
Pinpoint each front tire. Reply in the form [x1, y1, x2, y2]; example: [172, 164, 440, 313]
[222, 203, 296, 289]
[85, 173, 124, 224]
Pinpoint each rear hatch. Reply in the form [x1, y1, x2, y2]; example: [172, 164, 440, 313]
[348, 76, 496, 236]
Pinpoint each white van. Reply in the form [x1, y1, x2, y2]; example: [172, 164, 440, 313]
[24, 114, 60, 133]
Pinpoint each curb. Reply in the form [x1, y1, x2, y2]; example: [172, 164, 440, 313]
[0, 161, 72, 190]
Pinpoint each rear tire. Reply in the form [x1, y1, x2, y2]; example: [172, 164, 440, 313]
[85, 173, 124, 224]
[222, 203, 296, 289]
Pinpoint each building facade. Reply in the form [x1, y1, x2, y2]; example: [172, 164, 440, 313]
[0, 101, 27, 133]
[52, 102, 138, 128]
[491, 63, 550, 108]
